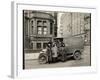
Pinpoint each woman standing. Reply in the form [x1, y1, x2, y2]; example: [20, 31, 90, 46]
[52, 42, 58, 62]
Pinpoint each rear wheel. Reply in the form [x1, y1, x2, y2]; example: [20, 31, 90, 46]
[73, 51, 81, 60]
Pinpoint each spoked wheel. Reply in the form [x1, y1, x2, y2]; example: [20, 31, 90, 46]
[38, 54, 47, 64]
[73, 51, 81, 60]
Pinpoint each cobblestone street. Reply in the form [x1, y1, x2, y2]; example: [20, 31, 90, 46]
[25, 46, 90, 69]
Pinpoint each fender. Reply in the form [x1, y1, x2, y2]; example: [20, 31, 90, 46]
[73, 49, 81, 55]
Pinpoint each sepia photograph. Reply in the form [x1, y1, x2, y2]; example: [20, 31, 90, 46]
[23, 10, 91, 69]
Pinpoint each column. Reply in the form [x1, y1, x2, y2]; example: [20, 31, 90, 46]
[34, 18, 37, 35]
[47, 20, 50, 35]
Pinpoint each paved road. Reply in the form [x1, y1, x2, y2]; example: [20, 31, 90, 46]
[25, 46, 90, 69]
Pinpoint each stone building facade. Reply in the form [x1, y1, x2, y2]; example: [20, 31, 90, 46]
[59, 12, 91, 45]
[84, 13, 91, 45]
[23, 10, 57, 50]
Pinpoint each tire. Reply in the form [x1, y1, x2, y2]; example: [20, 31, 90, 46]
[73, 51, 81, 60]
[38, 54, 47, 64]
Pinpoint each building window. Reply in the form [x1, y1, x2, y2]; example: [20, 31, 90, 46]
[37, 43, 41, 49]
[37, 20, 48, 35]
[31, 20, 33, 26]
[37, 26, 42, 34]
[43, 27, 47, 35]
[37, 20, 42, 26]
[43, 21, 47, 26]
[43, 43, 47, 49]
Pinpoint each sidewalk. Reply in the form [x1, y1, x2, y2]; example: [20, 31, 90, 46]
[25, 53, 40, 60]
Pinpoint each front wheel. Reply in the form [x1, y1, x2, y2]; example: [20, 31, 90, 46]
[73, 51, 81, 60]
[38, 54, 47, 64]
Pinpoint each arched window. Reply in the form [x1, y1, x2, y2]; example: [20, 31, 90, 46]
[31, 20, 33, 26]
[31, 20, 34, 34]
[32, 26, 33, 34]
